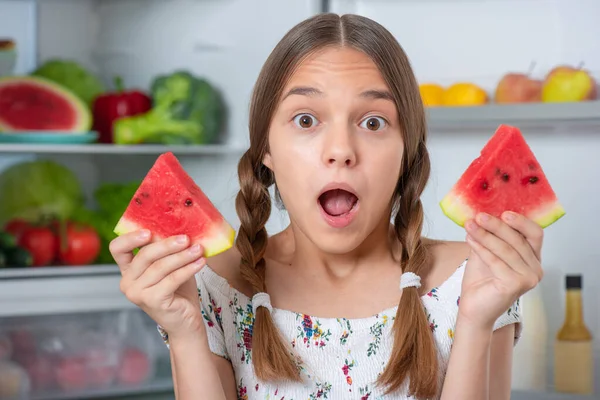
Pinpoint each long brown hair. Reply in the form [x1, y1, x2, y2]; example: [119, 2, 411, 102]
[234, 13, 437, 398]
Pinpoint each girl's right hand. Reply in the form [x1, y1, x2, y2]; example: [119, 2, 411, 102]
[109, 230, 207, 337]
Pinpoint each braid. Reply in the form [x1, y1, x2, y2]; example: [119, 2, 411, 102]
[235, 151, 301, 382]
[378, 142, 438, 398]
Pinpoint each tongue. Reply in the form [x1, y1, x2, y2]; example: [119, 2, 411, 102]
[320, 189, 357, 216]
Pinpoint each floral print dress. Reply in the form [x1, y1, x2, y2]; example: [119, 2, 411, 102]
[158, 259, 522, 399]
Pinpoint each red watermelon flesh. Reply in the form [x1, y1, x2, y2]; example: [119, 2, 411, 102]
[0, 76, 91, 132]
[440, 124, 565, 228]
[114, 152, 235, 257]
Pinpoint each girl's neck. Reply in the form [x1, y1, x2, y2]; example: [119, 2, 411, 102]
[289, 218, 398, 281]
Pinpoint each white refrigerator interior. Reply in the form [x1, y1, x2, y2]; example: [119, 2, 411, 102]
[0, 0, 598, 398]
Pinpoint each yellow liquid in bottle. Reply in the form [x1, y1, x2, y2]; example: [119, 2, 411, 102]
[554, 284, 594, 395]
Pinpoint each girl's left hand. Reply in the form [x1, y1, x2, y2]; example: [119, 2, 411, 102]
[459, 211, 544, 330]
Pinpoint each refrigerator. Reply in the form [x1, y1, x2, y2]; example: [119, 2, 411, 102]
[0, 0, 598, 399]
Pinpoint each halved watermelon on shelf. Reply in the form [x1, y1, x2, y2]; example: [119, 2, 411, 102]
[114, 152, 236, 257]
[440, 124, 565, 228]
[0, 75, 91, 132]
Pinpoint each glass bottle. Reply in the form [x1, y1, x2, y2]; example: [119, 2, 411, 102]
[553, 274, 594, 394]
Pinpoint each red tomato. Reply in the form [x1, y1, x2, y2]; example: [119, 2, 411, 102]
[55, 356, 87, 391]
[3, 219, 31, 238]
[117, 348, 150, 385]
[18, 226, 58, 267]
[57, 223, 101, 266]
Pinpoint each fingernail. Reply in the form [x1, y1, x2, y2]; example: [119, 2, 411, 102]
[193, 262, 203, 271]
[466, 220, 477, 231]
[189, 244, 201, 254]
[176, 235, 188, 244]
[138, 230, 150, 239]
[466, 234, 473, 242]
[478, 213, 490, 223]
[194, 257, 206, 266]
[503, 212, 515, 221]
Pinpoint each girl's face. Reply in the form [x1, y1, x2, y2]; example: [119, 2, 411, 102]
[264, 46, 404, 254]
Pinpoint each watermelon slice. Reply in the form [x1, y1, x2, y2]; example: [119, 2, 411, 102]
[440, 124, 565, 228]
[0, 76, 91, 132]
[114, 152, 235, 257]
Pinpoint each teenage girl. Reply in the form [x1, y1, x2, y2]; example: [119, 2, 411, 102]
[110, 13, 544, 400]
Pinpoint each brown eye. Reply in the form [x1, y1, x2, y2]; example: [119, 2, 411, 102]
[361, 116, 385, 131]
[294, 114, 317, 129]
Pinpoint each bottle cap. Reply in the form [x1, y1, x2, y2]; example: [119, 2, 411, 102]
[566, 274, 582, 289]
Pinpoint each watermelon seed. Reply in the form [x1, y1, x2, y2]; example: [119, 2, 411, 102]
[141, 192, 150, 198]
[135, 198, 142, 205]
[184, 199, 193, 207]
[481, 181, 489, 190]
[529, 176, 539, 184]
[528, 163, 536, 170]
[501, 173, 510, 182]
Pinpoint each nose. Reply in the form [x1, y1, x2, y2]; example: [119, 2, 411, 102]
[322, 125, 357, 168]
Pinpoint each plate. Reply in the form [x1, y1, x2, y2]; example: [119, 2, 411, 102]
[0, 131, 99, 144]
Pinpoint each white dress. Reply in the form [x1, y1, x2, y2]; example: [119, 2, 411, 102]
[158, 259, 522, 399]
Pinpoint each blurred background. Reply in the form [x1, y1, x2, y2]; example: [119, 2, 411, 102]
[0, 0, 598, 399]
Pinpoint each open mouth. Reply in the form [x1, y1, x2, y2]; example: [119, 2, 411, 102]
[319, 189, 359, 217]
[318, 187, 359, 228]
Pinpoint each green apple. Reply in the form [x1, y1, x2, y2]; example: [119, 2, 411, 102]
[542, 65, 597, 102]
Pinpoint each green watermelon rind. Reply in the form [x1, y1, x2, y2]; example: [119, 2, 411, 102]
[113, 215, 236, 258]
[0, 75, 92, 133]
[440, 191, 566, 229]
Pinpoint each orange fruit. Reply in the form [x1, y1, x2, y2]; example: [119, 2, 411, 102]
[443, 83, 488, 106]
[419, 83, 445, 107]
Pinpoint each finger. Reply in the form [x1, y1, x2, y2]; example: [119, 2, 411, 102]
[109, 229, 152, 269]
[465, 218, 531, 277]
[145, 261, 204, 305]
[473, 212, 542, 278]
[500, 211, 543, 260]
[128, 235, 191, 280]
[137, 244, 206, 288]
[466, 235, 524, 289]
[469, 234, 540, 294]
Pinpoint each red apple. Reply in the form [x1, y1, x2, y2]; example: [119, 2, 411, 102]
[495, 72, 543, 103]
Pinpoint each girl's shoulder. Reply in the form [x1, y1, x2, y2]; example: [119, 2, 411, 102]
[203, 227, 295, 298]
[203, 245, 247, 295]
[421, 237, 470, 294]
[204, 233, 472, 300]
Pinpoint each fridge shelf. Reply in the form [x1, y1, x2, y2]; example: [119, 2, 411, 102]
[0, 265, 134, 318]
[0, 143, 247, 156]
[426, 101, 600, 131]
[0, 264, 120, 280]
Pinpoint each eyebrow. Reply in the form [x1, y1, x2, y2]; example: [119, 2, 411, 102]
[282, 86, 394, 102]
[359, 89, 395, 101]
[283, 86, 323, 99]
